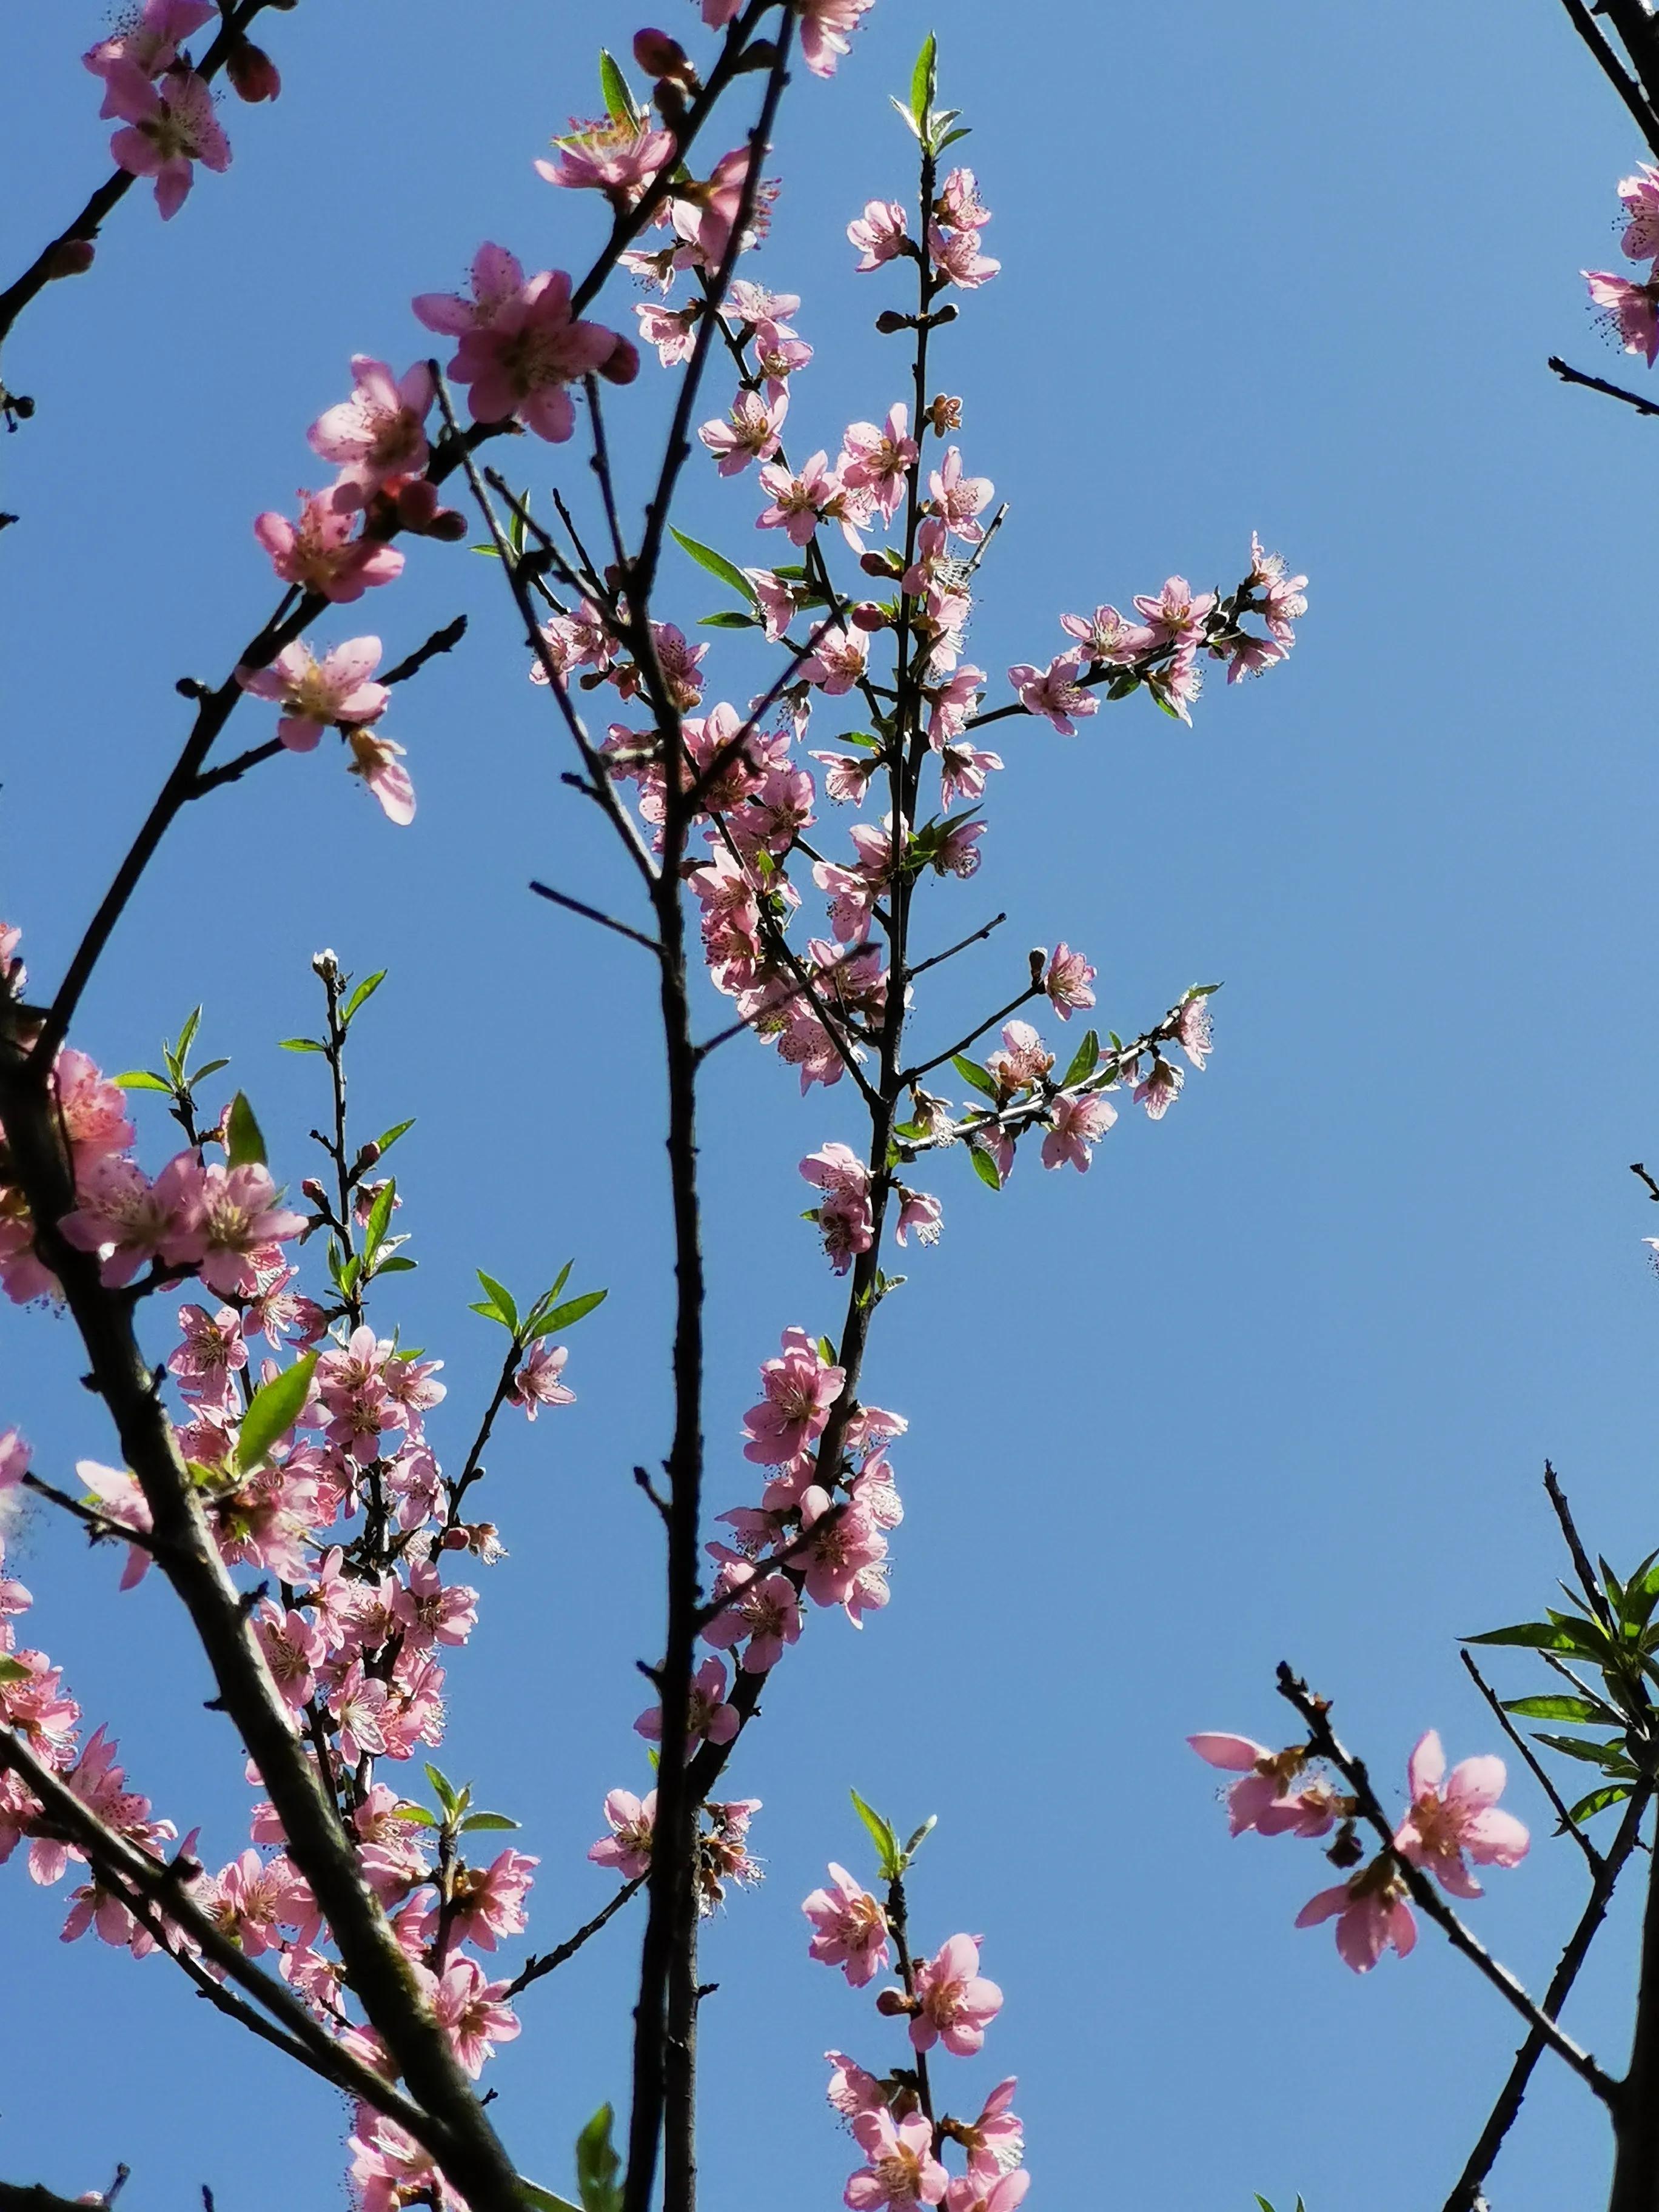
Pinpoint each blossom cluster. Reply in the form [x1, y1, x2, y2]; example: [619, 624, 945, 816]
[1584, 162, 1659, 366]
[0, 939, 595, 2212]
[803, 1853, 1025, 2212]
[1190, 1728, 1529, 1973]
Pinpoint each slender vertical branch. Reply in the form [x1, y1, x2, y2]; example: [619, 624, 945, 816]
[1610, 1814, 1659, 2212]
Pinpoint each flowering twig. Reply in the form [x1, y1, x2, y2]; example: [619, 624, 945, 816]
[1547, 354, 1659, 417]
[504, 1872, 648, 1998]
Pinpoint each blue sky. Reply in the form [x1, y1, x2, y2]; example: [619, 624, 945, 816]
[2, 2, 1658, 2207]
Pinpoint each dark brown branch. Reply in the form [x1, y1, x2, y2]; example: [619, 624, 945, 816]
[529, 881, 665, 956]
[906, 913, 1007, 982]
[1543, 1462, 1617, 1633]
[504, 1874, 646, 1997]
[0, 2184, 120, 2212]
[383, 614, 469, 686]
[1276, 1665, 1618, 2104]
[1556, 0, 1659, 155]
[1548, 355, 1659, 418]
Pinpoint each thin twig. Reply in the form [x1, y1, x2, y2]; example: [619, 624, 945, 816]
[504, 1874, 647, 1997]
[1460, 1648, 1601, 1872]
[906, 912, 1007, 982]
[1547, 355, 1659, 418]
[1544, 1462, 1616, 1633]
[529, 882, 664, 957]
[1555, 0, 1659, 154]
[382, 614, 469, 686]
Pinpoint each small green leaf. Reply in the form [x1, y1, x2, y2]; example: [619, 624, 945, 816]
[969, 1144, 1002, 1191]
[529, 1261, 575, 1318]
[849, 1788, 901, 1879]
[396, 1804, 437, 1828]
[1532, 1732, 1632, 1768]
[699, 609, 759, 629]
[902, 1814, 937, 1859]
[1568, 1784, 1633, 1823]
[889, 92, 923, 140]
[909, 30, 937, 125]
[460, 1811, 521, 1832]
[280, 1037, 326, 1053]
[528, 1288, 608, 1338]
[669, 526, 756, 604]
[343, 970, 386, 1025]
[376, 1255, 418, 1275]
[374, 1119, 416, 1156]
[936, 125, 971, 149]
[951, 1054, 997, 1099]
[575, 2105, 623, 2212]
[114, 1070, 172, 1092]
[363, 1179, 397, 1258]
[520, 2184, 583, 2212]
[471, 1301, 508, 1324]
[0, 1654, 31, 1684]
[819, 1335, 838, 1366]
[598, 47, 641, 124]
[1467, 1621, 1595, 1653]
[1061, 1028, 1099, 1088]
[424, 1764, 461, 1817]
[236, 1351, 319, 1473]
[187, 1057, 230, 1084]
[1501, 1694, 1619, 1723]
[226, 1090, 267, 1168]
[176, 1007, 203, 1062]
[477, 1273, 520, 1333]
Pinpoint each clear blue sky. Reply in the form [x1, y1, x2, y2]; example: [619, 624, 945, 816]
[2, 3, 1657, 2207]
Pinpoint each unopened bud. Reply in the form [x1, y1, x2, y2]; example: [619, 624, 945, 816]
[850, 600, 888, 632]
[397, 478, 440, 530]
[1327, 1820, 1364, 1870]
[300, 1177, 327, 1206]
[598, 332, 641, 386]
[875, 1986, 917, 2017]
[927, 394, 962, 434]
[874, 309, 913, 335]
[860, 550, 901, 578]
[440, 1525, 471, 1551]
[426, 508, 468, 542]
[312, 948, 338, 979]
[226, 41, 281, 101]
[634, 27, 695, 82]
[353, 1141, 382, 1170]
[46, 238, 96, 281]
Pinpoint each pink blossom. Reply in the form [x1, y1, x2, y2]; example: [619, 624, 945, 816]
[743, 1327, 845, 1466]
[803, 1862, 890, 1986]
[757, 450, 843, 547]
[699, 387, 789, 475]
[1175, 990, 1213, 1069]
[168, 1160, 306, 1296]
[1043, 943, 1096, 1020]
[1148, 647, 1203, 725]
[636, 1655, 740, 1750]
[945, 2177, 1027, 2212]
[1008, 652, 1097, 736]
[1586, 269, 1659, 364]
[956, 2079, 1024, 2182]
[447, 269, 619, 442]
[441, 1848, 537, 1952]
[509, 1340, 575, 1417]
[166, 1302, 247, 1402]
[427, 1957, 520, 2077]
[911, 1932, 1004, 2056]
[1620, 163, 1659, 263]
[1393, 1729, 1529, 1899]
[307, 358, 434, 504]
[928, 448, 994, 544]
[987, 1021, 1053, 1094]
[702, 1564, 802, 1671]
[928, 222, 1000, 290]
[800, 1142, 875, 1273]
[49, 1050, 133, 1167]
[1133, 1057, 1182, 1120]
[894, 1188, 942, 1247]
[797, 0, 876, 78]
[346, 729, 415, 825]
[253, 491, 405, 603]
[57, 1156, 183, 1287]
[937, 169, 991, 230]
[393, 1560, 478, 1651]
[253, 1600, 325, 1711]
[84, 1, 215, 90]
[235, 637, 387, 752]
[1296, 1863, 1418, 1974]
[743, 568, 798, 643]
[0, 1430, 28, 1493]
[76, 1462, 153, 1589]
[535, 115, 674, 204]
[1133, 574, 1216, 646]
[1061, 604, 1156, 665]
[928, 663, 987, 745]
[826, 2050, 888, 2120]
[1041, 1090, 1116, 1173]
[848, 199, 908, 271]
[589, 1787, 656, 1877]
[845, 2110, 948, 2210]
[840, 405, 919, 520]
[105, 62, 229, 219]
[802, 624, 871, 696]
[1187, 1734, 1338, 1838]
[412, 243, 526, 337]
[799, 1486, 887, 1614]
[637, 300, 702, 366]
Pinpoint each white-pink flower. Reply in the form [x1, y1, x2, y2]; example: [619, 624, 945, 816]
[235, 638, 388, 752]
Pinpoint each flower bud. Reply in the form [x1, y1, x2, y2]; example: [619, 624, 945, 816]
[875, 1986, 918, 2017]
[440, 1525, 471, 1551]
[850, 600, 888, 632]
[874, 309, 913, 335]
[227, 41, 281, 101]
[396, 478, 440, 530]
[426, 508, 469, 542]
[353, 1141, 382, 1171]
[46, 239, 96, 281]
[598, 333, 642, 386]
[633, 27, 695, 82]
[300, 1178, 327, 1206]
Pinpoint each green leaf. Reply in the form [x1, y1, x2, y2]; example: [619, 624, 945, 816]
[376, 1255, 418, 1275]
[113, 1070, 172, 1092]
[374, 1118, 416, 1156]
[532, 1260, 575, 1315]
[1501, 1694, 1620, 1723]
[235, 1351, 319, 1473]
[424, 1764, 461, 1817]
[1569, 1784, 1633, 1823]
[698, 609, 759, 629]
[176, 1006, 203, 1062]
[902, 1814, 937, 1859]
[1531, 1732, 1632, 1768]
[0, 1654, 31, 1684]
[819, 1335, 838, 1366]
[187, 1057, 230, 1084]
[669, 526, 756, 604]
[477, 1272, 520, 1333]
[951, 1054, 997, 1099]
[396, 1803, 437, 1828]
[471, 1301, 508, 1324]
[460, 1811, 521, 1832]
[909, 30, 937, 124]
[343, 970, 386, 1025]
[225, 1090, 267, 1169]
[849, 1788, 901, 1879]
[363, 1179, 397, 1258]
[969, 1144, 1002, 1191]
[1467, 1621, 1598, 1653]
[598, 47, 640, 124]
[528, 1288, 608, 1338]
[575, 2105, 623, 2212]
[888, 92, 922, 140]
[280, 1036, 326, 1053]
[1061, 1028, 1099, 1088]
